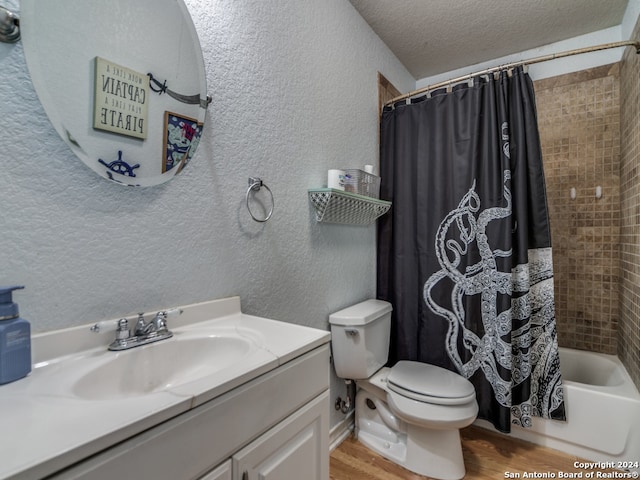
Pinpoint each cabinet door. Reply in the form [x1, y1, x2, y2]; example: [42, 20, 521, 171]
[233, 392, 329, 480]
[199, 460, 232, 480]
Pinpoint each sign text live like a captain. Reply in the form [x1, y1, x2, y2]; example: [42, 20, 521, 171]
[93, 57, 149, 140]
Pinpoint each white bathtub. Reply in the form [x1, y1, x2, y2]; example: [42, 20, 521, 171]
[476, 347, 640, 472]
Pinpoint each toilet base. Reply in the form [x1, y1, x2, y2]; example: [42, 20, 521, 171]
[404, 425, 465, 479]
[357, 428, 408, 468]
[358, 425, 466, 480]
[356, 388, 467, 480]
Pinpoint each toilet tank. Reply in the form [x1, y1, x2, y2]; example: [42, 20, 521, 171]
[329, 299, 392, 379]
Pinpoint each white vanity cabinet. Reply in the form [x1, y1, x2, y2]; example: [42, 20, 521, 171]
[48, 345, 330, 480]
[199, 461, 232, 480]
[230, 393, 327, 480]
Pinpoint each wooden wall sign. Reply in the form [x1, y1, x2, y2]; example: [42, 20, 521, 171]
[93, 57, 149, 140]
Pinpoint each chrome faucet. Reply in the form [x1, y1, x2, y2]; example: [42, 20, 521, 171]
[108, 311, 174, 351]
[135, 312, 169, 336]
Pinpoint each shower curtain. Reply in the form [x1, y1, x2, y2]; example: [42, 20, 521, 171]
[377, 67, 566, 433]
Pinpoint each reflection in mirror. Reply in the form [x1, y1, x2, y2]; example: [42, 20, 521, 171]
[21, 0, 209, 187]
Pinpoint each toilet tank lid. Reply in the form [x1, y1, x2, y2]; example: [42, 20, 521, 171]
[329, 299, 392, 326]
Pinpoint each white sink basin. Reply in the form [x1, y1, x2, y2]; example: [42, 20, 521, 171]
[71, 334, 253, 400]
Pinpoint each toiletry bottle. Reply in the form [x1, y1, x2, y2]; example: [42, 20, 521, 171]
[0, 286, 31, 384]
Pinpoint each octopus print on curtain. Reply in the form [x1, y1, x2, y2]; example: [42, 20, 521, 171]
[377, 67, 566, 432]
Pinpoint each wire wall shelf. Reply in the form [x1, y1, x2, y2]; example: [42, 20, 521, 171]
[308, 188, 391, 225]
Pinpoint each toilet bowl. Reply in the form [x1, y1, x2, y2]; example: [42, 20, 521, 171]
[329, 300, 478, 480]
[357, 366, 477, 479]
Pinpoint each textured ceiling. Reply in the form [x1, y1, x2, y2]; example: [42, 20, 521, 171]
[348, 0, 630, 79]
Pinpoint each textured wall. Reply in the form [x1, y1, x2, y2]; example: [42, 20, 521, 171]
[535, 65, 621, 355]
[0, 0, 414, 429]
[619, 20, 640, 389]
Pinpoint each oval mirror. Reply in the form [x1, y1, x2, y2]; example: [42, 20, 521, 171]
[20, 0, 208, 187]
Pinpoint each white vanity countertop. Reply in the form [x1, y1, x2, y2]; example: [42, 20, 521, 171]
[0, 296, 331, 480]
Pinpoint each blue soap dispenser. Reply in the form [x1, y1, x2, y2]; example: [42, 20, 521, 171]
[0, 286, 31, 384]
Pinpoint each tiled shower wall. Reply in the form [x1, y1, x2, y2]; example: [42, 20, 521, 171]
[619, 26, 640, 389]
[535, 65, 621, 356]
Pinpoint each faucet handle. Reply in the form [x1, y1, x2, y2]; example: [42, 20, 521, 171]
[153, 311, 169, 332]
[116, 318, 130, 340]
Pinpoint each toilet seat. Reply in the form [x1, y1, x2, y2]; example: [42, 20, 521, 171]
[388, 361, 475, 406]
[386, 388, 479, 430]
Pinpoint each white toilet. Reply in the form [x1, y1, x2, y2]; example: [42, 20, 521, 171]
[329, 299, 478, 480]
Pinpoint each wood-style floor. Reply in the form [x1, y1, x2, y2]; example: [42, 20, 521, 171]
[330, 426, 615, 480]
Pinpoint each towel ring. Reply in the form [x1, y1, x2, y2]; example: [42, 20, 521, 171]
[246, 177, 274, 223]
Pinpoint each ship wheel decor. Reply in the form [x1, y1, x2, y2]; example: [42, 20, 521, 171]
[98, 151, 141, 178]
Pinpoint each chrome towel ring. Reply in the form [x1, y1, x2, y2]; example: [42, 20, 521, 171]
[246, 177, 274, 223]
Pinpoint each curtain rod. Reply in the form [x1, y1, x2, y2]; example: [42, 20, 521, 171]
[385, 40, 640, 106]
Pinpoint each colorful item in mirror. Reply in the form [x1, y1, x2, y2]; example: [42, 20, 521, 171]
[163, 112, 203, 174]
